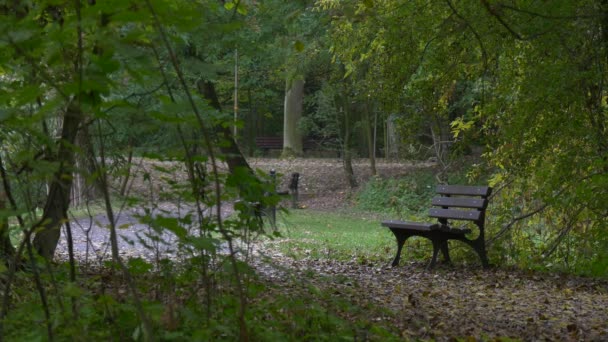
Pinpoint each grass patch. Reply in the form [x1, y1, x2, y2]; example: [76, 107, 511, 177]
[271, 209, 485, 266]
[272, 210, 395, 264]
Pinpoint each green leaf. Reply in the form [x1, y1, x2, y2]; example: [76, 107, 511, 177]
[128, 258, 152, 275]
[185, 236, 218, 252]
[294, 40, 305, 52]
[153, 216, 187, 239]
[237, 4, 248, 15]
[224, 2, 235, 10]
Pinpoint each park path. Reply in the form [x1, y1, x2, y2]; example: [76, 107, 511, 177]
[55, 158, 608, 340]
[55, 202, 236, 264]
[250, 247, 608, 341]
[53, 199, 608, 341]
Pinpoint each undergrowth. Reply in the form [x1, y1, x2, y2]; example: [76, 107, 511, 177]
[3, 258, 399, 341]
[355, 168, 474, 218]
[354, 167, 608, 278]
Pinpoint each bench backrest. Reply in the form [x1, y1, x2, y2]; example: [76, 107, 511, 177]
[429, 185, 492, 228]
[255, 137, 283, 149]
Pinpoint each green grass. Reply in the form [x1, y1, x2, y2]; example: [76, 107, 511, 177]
[270, 209, 486, 266]
[272, 210, 396, 263]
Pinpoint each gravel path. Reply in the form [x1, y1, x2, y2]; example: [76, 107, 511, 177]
[55, 202, 235, 263]
[56, 158, 427, 263]
[52, 158, 608, 340]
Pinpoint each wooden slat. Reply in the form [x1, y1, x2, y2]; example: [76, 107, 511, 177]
[428, 208, 482, 221]
[431, 225, 471, 234]
[431, 196, 488, 209]
[381, 220, 437, 231]
[435, 185, 491, 197]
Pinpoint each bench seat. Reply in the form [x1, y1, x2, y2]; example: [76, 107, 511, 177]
[381, 220, 472, 234]
[381, 185, 492, 268]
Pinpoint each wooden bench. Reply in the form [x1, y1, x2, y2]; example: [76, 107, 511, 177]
[255, 137, 317, 154]
[255, 137, 282, 153]
[381, 185, 492, 268]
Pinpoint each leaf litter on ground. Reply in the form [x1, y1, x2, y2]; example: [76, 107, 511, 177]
[250, 243, 608, 341]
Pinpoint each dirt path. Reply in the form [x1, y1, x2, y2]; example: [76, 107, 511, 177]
[55, 158, 608, 340]
[56, 158, 429, 262]
[251, 249, 608, 341]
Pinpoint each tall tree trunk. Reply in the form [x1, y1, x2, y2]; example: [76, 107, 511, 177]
[197, 80, 252, 173]
[32, 102, 83, 260]
[246, 88, 255, 157]
[71, 126, 97, 207]
[120, 139, 134, 197]
[364, 100, 377, 176]
[341, 103, 357, 188]
[0, 185, 15, 263]
[283, 77, 305, 157]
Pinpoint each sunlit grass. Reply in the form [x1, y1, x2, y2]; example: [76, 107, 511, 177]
[271, 210, 396, 263]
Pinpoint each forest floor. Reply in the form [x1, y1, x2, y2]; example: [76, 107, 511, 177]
[59, 158, 608, 341]
[245, 159, 608, 341]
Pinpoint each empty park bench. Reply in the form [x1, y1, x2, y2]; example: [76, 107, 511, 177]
[255, 137, 317, 155]
[255, 137, 282, 154]
[381, 185, 492, 268]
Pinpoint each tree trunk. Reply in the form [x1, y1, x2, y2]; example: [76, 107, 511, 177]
[32, 102, 83, 260]
[197, 80, 252, 173]
[341, 104, 357, 188]
[364, 100, 377, 176]
[246, 88, 255, 157]
[0, 186, 15, 263]
[120, 140, 134, 197]
[283, 77, 305, 157]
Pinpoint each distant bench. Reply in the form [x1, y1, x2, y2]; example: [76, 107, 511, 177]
[255, 137, 316, 154]
[255, 137, 283, 152]
[381, 185, 492, 268]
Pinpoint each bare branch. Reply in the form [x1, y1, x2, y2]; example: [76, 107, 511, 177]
[481, 0, 524, 40]
[542, 207, 584, 259]
[498, 3, 600, 20]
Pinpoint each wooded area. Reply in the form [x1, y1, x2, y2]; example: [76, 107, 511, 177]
[0, 0, 607, 340]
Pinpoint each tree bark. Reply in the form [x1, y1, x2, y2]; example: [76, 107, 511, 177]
[0, 186, 15, 263]
[342, 107, 357, 188]
[364, 100, 377, 176]
[283, 77, 305, 156]
[197, 80, 252, 173]
[32, 102, 83, 260]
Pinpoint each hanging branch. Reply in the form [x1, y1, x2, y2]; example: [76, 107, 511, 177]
[480, 0, 524, 40]
[488, 202, 550, 245]
[144, 1, 250, 340]
[445, 0, 489, 104]
[542, 207, 584, 259]
[488, 172, 603, 245]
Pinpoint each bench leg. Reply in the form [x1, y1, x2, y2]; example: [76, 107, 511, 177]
[389, 229, 410, 267]
[460, 238, 490, 268]
[440, 240, 451, 264]
[428, 239, 441, 269]
[428, 239, 452, 269]
[475, 240, 490, 268]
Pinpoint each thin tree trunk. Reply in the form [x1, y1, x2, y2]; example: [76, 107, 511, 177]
[197, 80, 252, 173]
[342, 105, 357, 188]
[364, 100, 377, 176]
[283, 77, 305, 156]
[0, 186, 14, 263]
[247, 88, 255, 157]
[32, 102, 83, 260]
[120, 140, 134, 197]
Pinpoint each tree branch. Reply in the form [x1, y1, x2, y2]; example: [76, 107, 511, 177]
[480, 0, 524, 40]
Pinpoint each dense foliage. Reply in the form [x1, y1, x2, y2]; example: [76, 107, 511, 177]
[320, 0, 608, 275]
[0, 0, 607, 340]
